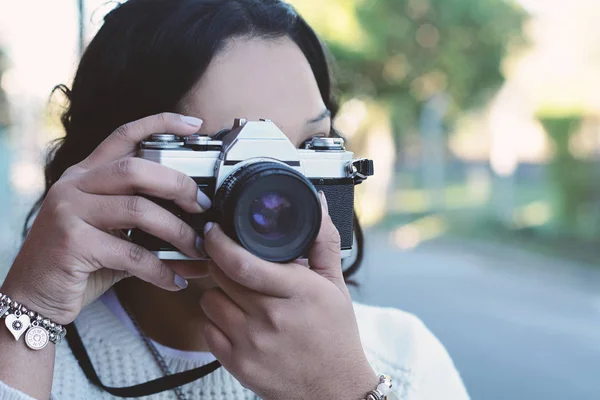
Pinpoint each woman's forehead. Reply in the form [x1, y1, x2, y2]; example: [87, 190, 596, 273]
[181, 36, 327, 139]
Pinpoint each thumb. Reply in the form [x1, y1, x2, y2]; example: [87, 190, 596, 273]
[307, 191, 345, 287]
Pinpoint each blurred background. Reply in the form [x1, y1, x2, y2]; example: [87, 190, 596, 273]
[0, 0, 599, 399]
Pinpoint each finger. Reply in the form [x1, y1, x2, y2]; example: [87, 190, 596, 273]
[78, 158, 211, 213]
[82, 113, 203, 169]
[82, 224, 187, 291]
[200, 287, 248, 341]
[199, 314, 233, 366]
[207, 261, 263, 314]
[295, 258, 310, 268]
[78, 193, 203, 259]
[166, 260, 210, 280]
[307, 191, 344, 286]
[203, 223, 299, 297]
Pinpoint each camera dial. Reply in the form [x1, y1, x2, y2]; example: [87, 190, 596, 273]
[141, 134, 185, 149]
[303, 137, 345, 150]
[184, 135, 223, 151]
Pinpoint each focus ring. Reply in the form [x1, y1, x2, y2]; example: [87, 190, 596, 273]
[213, 161, 321, 262]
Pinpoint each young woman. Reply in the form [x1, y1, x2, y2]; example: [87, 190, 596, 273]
[0, 1, 469, 399]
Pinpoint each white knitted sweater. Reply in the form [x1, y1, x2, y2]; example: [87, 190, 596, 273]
[0, 297, 469, 400]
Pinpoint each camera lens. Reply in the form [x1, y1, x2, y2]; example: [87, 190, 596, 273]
[213, 161, 321, 262]
[250, 192, 296, 240]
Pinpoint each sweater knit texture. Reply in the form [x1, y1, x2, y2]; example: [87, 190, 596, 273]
[0, 298, 469, 400]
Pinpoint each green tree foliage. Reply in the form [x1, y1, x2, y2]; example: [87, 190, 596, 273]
[294, 0, 526, 139]
[538, 115, 597, 236]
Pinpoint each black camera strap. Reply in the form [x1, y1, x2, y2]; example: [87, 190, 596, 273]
[65, 322, 222, 398]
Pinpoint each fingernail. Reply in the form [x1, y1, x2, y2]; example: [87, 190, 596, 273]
[197, 189, 212, 210]
[195, 236, 205, 254]
[174, 274, 188, 289]
[181, 115, 203, 128]
[204, 222, 214, 235]
[318, 191, 329, 215]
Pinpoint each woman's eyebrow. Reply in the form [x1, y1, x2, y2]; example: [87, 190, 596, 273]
[307, 109, 331, 124]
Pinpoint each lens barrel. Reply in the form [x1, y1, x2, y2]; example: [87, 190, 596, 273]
[213, 161, 322, 262]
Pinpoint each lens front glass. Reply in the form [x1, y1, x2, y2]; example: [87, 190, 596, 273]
[250, 192, 296, 240]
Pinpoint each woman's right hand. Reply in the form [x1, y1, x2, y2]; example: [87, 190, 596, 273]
[1, 113, 209, 325]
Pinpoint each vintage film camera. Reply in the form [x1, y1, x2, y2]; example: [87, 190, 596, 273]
[130, 118, 374, 262]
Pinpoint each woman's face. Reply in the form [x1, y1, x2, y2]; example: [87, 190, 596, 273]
[167, 35, 331, 289]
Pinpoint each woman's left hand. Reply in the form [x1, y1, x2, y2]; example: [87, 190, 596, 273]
[200, 193, 379, 400]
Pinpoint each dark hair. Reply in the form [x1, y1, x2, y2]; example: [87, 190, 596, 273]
[24, 0, 364, 282]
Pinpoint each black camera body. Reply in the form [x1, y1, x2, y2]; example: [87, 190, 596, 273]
[130, 118, 373, 263]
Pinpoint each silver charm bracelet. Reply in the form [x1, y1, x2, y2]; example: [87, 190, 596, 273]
[0, 292, 67, 351]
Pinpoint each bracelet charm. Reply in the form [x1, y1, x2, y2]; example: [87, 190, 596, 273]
[0, 292, 66, 350]
[25, 322, 50, 350]
[5, 311, 31, 341]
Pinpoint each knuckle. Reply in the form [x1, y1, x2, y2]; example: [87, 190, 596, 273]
[112, 158, 138, 179]
[46, 182, 69, 205]
[127, 243, 147, 264]
[264, 306, 286, 333]
[60, 219, 87, 248]
[327, 227, 341, 247]
[113, 123, 132, 140]
[245, 329, 263, 352]
[175, 171, 189, 193]
[155, 261, 170, 281]
[158, 112, 169, 126]
[125, 196, 147, 219]
[177, 219, 192, 242]
[63, 164, 83, 177]
[46, 188, 78, 222]
[231, 259, 254, 283]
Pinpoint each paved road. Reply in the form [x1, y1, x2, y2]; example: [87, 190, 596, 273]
[350, 231, 600, 400]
